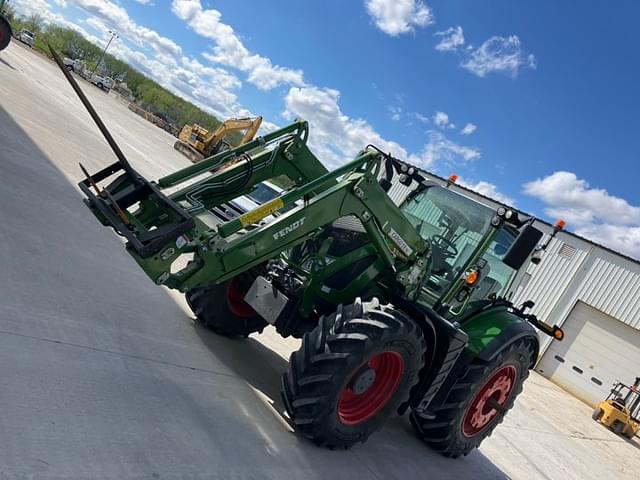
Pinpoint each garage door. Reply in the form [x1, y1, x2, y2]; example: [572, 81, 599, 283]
[536, 301, 640, 406]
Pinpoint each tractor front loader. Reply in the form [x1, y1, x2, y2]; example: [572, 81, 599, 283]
[51, 46, 565, 456]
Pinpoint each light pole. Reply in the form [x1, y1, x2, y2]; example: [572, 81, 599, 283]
[91, 29, 119, 76]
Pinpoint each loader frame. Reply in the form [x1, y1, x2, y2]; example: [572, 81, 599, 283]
[81, 119, 437, 304]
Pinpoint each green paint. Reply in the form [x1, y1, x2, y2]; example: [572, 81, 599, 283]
[462, 306, 528, 355]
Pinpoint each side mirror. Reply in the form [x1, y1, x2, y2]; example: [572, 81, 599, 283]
[502, 225, 543, 269]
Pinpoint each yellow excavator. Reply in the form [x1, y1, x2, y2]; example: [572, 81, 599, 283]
[174, 116, 263, 163]
[592, 377, 640, 439]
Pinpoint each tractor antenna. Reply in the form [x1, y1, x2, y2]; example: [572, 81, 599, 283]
[47, 44, 136, 177]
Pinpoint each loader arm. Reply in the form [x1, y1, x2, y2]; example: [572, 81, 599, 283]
[136, 154, 428, 293]
[80, 121, 321, 254]
[78, 112, 428, 297]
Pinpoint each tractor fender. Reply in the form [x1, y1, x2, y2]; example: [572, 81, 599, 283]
[474, 321, 540, 367]
[416, 307, 540, 415]
[462, 306, 540, 368]
[395, 300, 468, 414]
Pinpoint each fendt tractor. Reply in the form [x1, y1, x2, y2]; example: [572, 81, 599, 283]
[51, 47, 565, 456]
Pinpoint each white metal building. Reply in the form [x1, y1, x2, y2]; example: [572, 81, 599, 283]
[387, 170, 640, 406]
[511, 222, 640, 406]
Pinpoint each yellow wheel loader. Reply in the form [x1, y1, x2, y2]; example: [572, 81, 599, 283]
[174, 116, 262, 163]
[592, 377, 640, 439]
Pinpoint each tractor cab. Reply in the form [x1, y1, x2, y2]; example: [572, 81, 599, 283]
[399, 182, 535, 316]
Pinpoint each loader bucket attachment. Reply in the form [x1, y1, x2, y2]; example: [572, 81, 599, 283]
[48, 44, 195, 258]
[79, 161, 194, 258]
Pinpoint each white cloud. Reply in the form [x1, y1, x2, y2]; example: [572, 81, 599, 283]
[14, 0, 480, 180]
[434, 26, 464, 52]
[524, 172, 640, 226]
[11, 0, 89, 34]
[365, 0, 433, 36]
[461, 123, 477, 135]
[414, 112, 430, 124]
[572, 224, 640, 259]
[284, 86, 409, 168]
[10, 0, 263, 122]
[433, 111, 449, 127]
[462, 35, 537, 78]
[133, 0, 153, 4]
[389, 106, 402, 121]
[172, 0, 305, 90]
[407, 130, 480, 169]
[69, 0, 183, 59]
[284, 88, 480, 172]
[459, 179, 515, 205]
[79, 14, 250, 121]
[523, 171, 640, 259]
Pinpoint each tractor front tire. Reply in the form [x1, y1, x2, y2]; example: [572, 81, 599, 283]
[282, 298, 426, 449]
[186, 277, 267, 338]
[410, 338, 535, 458]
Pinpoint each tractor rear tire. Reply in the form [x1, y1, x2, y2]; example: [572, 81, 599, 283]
[186, 277, 267, 338]
[410, 338, 535, 458]
[282, 297, 426, 449]
[592, 408, 604, 421]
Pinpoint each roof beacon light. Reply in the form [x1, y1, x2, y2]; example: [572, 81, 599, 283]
[448, 174, 458, 183]
[554, 219, 566, 230]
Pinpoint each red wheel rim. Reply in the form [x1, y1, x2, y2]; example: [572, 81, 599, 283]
[462, 364, 516, 437]
[225, 279, 256, 318]
[337, 351, 405, 426]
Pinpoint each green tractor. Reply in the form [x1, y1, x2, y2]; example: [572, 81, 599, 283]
[0, 0, 12, 52]
[51, 47, 564, 456]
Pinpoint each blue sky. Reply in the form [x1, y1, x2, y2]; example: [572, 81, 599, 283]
[12, 0, 640, 259]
